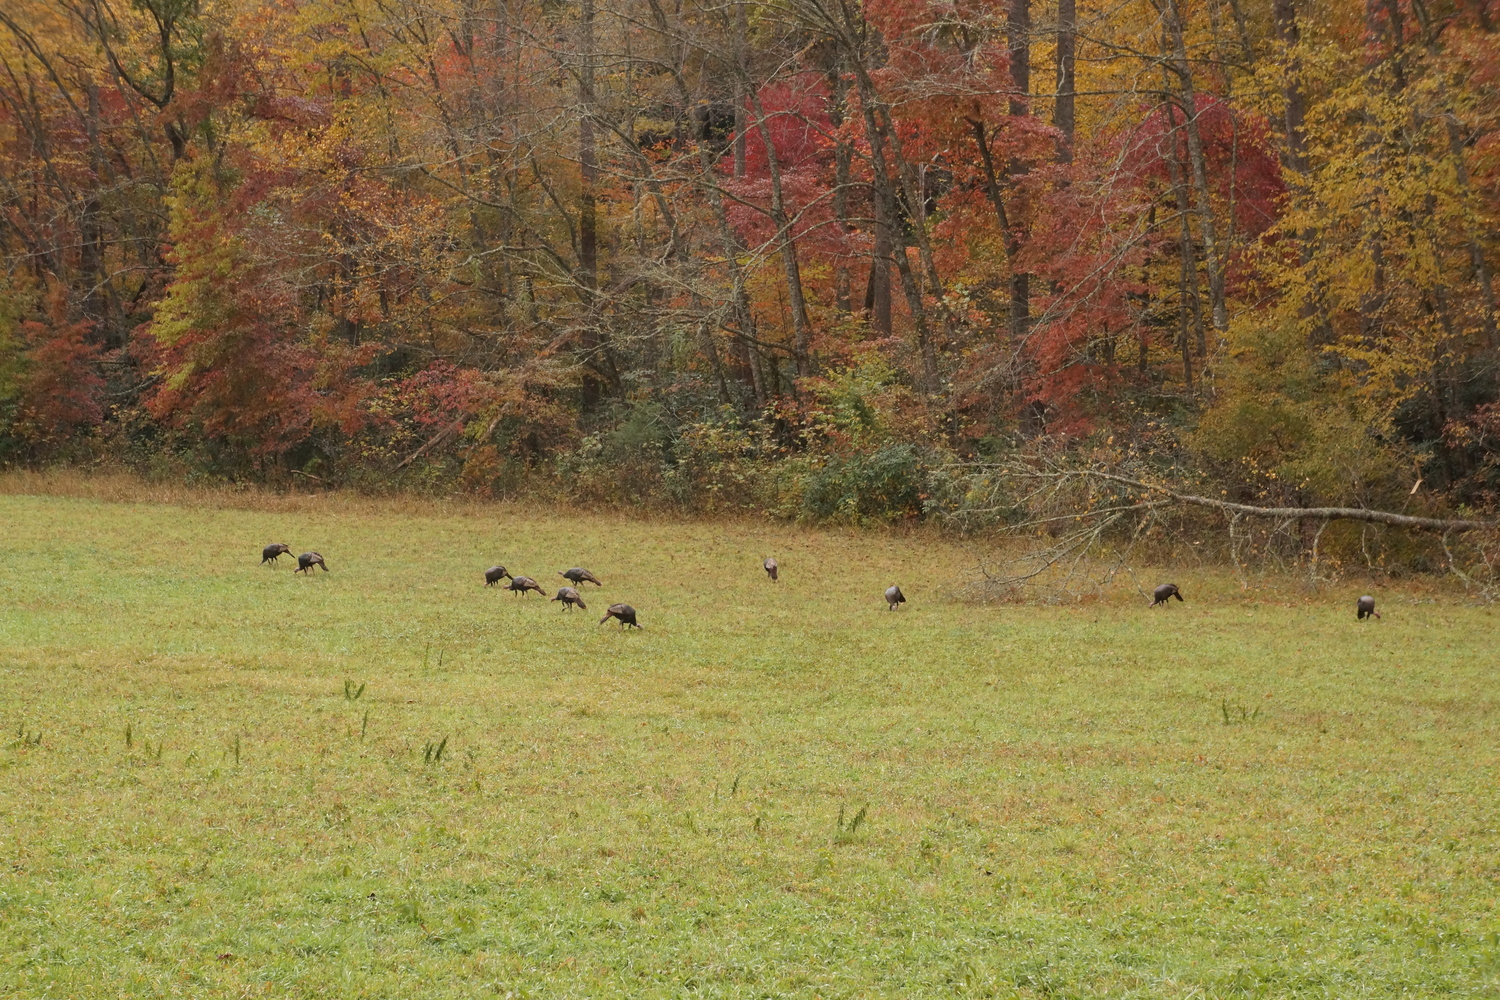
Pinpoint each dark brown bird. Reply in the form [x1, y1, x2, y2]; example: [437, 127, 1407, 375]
[599, 603, 639, 628]
[885, 585, 906, 610]
[764, 557, 778, 582]
[508, 576, 544, 596]
[1150, 583, 1183, 607]
[261, 543, 292, 566]
[552, 586, 587, 611]
[560, 567, 603, 587]
[484, 565, 511, 587]
[295, 552, 327, 574]
[1357, 595, 1381, 620]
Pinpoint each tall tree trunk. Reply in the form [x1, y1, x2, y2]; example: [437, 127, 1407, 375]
[1162, 98, 1208, 360]
[733, 1, 748, 177]
[1006, 0, 1031, 342]
[81, 82, 107, 341]
[744, 85, 816, 376]
[1357, 0, 1394, 339]
[1381, 0, 1408, 88]
[698, 319, 732, 405]
[1439, 105, 1500, 348]
[860, 83, 949, 327]
[864, 205, 893, 334]
[827, 59, 853, 315]
[1054, 0, 1076, 163]
[578, 0, 601, 409]
[1274, 0, 1337, 344]
[823, 5, 935, 374]
[1164, 0, 1228, 337]
[970, 119, 1024, 346]
[1273, 0, 1309, 177]
[1223, 0, 1255, 59]
[1179, 242, 1196, 390]
[848, 65, 938, 389]
[1138, 304, 1150, 376]
[1008, 0, 1030, 118]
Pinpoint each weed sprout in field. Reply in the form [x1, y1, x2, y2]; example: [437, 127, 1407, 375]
[397, 896, 422, 926]
[834, 804, 870, 844]
[1221, 699, 1262, 725]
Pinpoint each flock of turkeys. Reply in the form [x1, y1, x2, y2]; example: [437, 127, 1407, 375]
[478, 564, 636, 627]
[263, 543, 1384, 621]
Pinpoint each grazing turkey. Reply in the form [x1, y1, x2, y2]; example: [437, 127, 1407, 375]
[764, 557, 778, 582]
[1150, 583, 1183, 607]
[261, 543, 292, 566]
[484, 565, 511, 587]
[296, 552, 328, 574]
[508, 576, 544, 596]
[599, 603, 639, 629]
[560, 567, 603, 587]
[1356, 595, 1381, 620]
[885, 585, 906, 611]
[553, 586, 587, 611]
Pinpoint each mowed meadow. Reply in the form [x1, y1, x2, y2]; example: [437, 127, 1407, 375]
[0, 481, 1497, 998]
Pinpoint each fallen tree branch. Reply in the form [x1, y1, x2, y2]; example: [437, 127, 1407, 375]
[1019, 468, 1493, 533]
[941, 459, 1497, 602]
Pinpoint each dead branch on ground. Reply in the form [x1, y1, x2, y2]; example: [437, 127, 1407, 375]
[937, 460, 1498, 602]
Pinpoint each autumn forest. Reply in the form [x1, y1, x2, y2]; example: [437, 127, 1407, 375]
[3, 0, 1499, 530]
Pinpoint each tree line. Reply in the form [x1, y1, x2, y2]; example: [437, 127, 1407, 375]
[1, 0, 1497, 538]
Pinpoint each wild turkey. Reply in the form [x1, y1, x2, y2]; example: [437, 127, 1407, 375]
[1357, 595, 1381, 620]
[764, 557, 778, 582]
[295, 552, 328, 574]
[484, 565, 511, 587]
[600, 603, 640, 628]
[508, 576, 544, 596]
[261, 543, 292, 566]
[1150, 583, 1183, 607]
[560, 567, 603, 587]
[885, 585, 906, 611]
[552, 586, 587, 611]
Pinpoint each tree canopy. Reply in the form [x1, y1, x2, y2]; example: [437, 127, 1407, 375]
[2, 0, 1498, 523]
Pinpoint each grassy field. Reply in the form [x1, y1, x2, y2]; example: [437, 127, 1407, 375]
[0, 480, 1496, 998]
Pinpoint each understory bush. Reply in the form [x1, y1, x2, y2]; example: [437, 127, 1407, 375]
[799, 444, 929, 523]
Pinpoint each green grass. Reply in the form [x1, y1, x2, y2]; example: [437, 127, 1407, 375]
[0, 485, 1496, 998]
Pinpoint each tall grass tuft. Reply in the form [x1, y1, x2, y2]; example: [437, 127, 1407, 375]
[396, 896, 423, 926]
[834, 803, 870, 844]
[1221, 699, 1262, 725]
